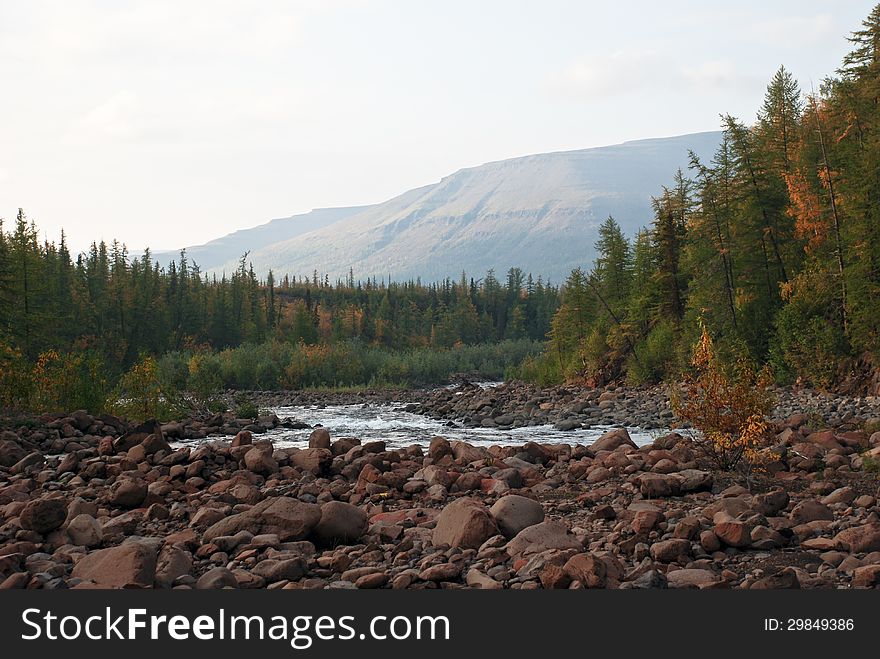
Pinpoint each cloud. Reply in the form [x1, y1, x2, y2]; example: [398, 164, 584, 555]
[548, 52, 759, 100]
[547, 50, 658, 98]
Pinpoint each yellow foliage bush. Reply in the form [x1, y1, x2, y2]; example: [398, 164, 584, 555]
[671, 326, 775, 472]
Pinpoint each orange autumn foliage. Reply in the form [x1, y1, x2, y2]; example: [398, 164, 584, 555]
[671, 326, 775, 471]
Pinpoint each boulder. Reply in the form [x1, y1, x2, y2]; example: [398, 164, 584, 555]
[428, 436, 453, 461]
[308, 428, 331, 449]
[834, 524, 880, 554]
[244, 446, 278, 475]
[109, 478, 148, 509]
[432, 498, 499, 549]
[752, 488, 790, 516]
[0, 439, 27, 468]
[290, 448, 332, 476]
[714, 519, 752, 548]
[196, 567, 238, 589]
[650, 538, 691, 563]
[751, 569, 800, 589]
[114, 420, 162, 452]
[154, 545, 192, 588]
[636, 473, 678, 499]
[253, 558, 307, 583]
[67, 514, 102, 548]
[790, 499, 834, 525]
[489, 495, 545, 538]
[675, 469, 713, 493]
[667, 568, 721, 589]
[204, 496, 321, 542]
[231, 430, 253, 447]
[451, 441, 490, 464]
[506, 520, 582, 558]
[563, 553, 606, 588]
[312, 501, 368, 546]
[19, 497, 68, 534]
[72, 542, 158, 588]
[851, 565, 880, 588]
[590, 427, 637, 452]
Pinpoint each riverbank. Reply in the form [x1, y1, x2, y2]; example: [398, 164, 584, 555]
[1, 391, 879, 589]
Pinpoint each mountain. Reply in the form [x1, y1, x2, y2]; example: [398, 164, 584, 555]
[152, 205, 371, 272]
[193, 131, 722, 282]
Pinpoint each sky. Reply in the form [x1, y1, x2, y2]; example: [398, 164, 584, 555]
[0, 0, 874, 253]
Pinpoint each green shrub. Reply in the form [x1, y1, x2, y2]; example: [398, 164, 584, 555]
[233, 393, 261, 419]
[627, 321, 678, 385]
[109, 356, 187, 422]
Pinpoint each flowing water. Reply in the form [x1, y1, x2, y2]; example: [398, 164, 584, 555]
[259, 401, 659, 450]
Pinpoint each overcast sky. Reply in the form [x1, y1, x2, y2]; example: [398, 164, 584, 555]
[0, 0, 874, 252]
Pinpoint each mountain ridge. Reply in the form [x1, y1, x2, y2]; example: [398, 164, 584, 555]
[168, 131, 723, 282]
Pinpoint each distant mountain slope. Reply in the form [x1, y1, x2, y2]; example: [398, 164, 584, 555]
[153, 206, 371, 271]
[201, 132, 721, 282]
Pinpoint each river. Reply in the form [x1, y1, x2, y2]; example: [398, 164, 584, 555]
[259, 401, 659, 450]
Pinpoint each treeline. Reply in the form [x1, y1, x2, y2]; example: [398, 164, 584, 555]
[519, 6, 880, 390]
[0, 222, 558, 363]
[0, 214, 557, 411]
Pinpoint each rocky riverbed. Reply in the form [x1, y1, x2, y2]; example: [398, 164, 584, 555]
[1, 385, 880, 590]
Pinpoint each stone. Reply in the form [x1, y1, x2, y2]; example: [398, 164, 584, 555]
[355, 572, 387, 589]
[72, 542, 158, 588]
[752, 488, 790, 516]
[66, 514, 102, 548]
[673, 517, 701, 540]
[699, 530, 722, 553]
[751, 569, 800, 589]
[631, 509, 663, 535]
[19, 497, 68, 534]
[506, 520, 582, 558]
[714, 520, 752, 548]
[666, 568, 720, 589]
[586, 466, 612, 483]
[451, 441, 489, 464]
[290, 448, 332, 476]
[790, 499, 834, 525]
[428, 436, 452, 461]
[637, 473, 677, 498]
[675, 469, 713, 493]
[563, 553, 606, 588]
[650, 538, 691, 563]
[420, 562, 462, 582]
[140, 432, 171, 455]
[489, 495, 544, 539]
[231, 430, 253, 447]
[308, 428, 331, 449]
[244, 446, 278, 475]
[114, 420, 162, 452]
[0, 439, 27, 467]
[196, 567, 238, 589]
[109, 479, 148, 509]
[9, 451, 44, 475]
[629, 569, 668, 589]
[466, 569, 502, 589]
[591, 427, 637, 452]
[253, 558, 306, 583]
[204, 497, 321, 542]
[834, 524, 880, 554]
[851, 565, 880, 588]
[432, 498, 498, 549]
[539, 563, 572, 589]
[313, 501, 368, 546]
[154, 545, 192, 588]
[821, 487, 856, 506]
